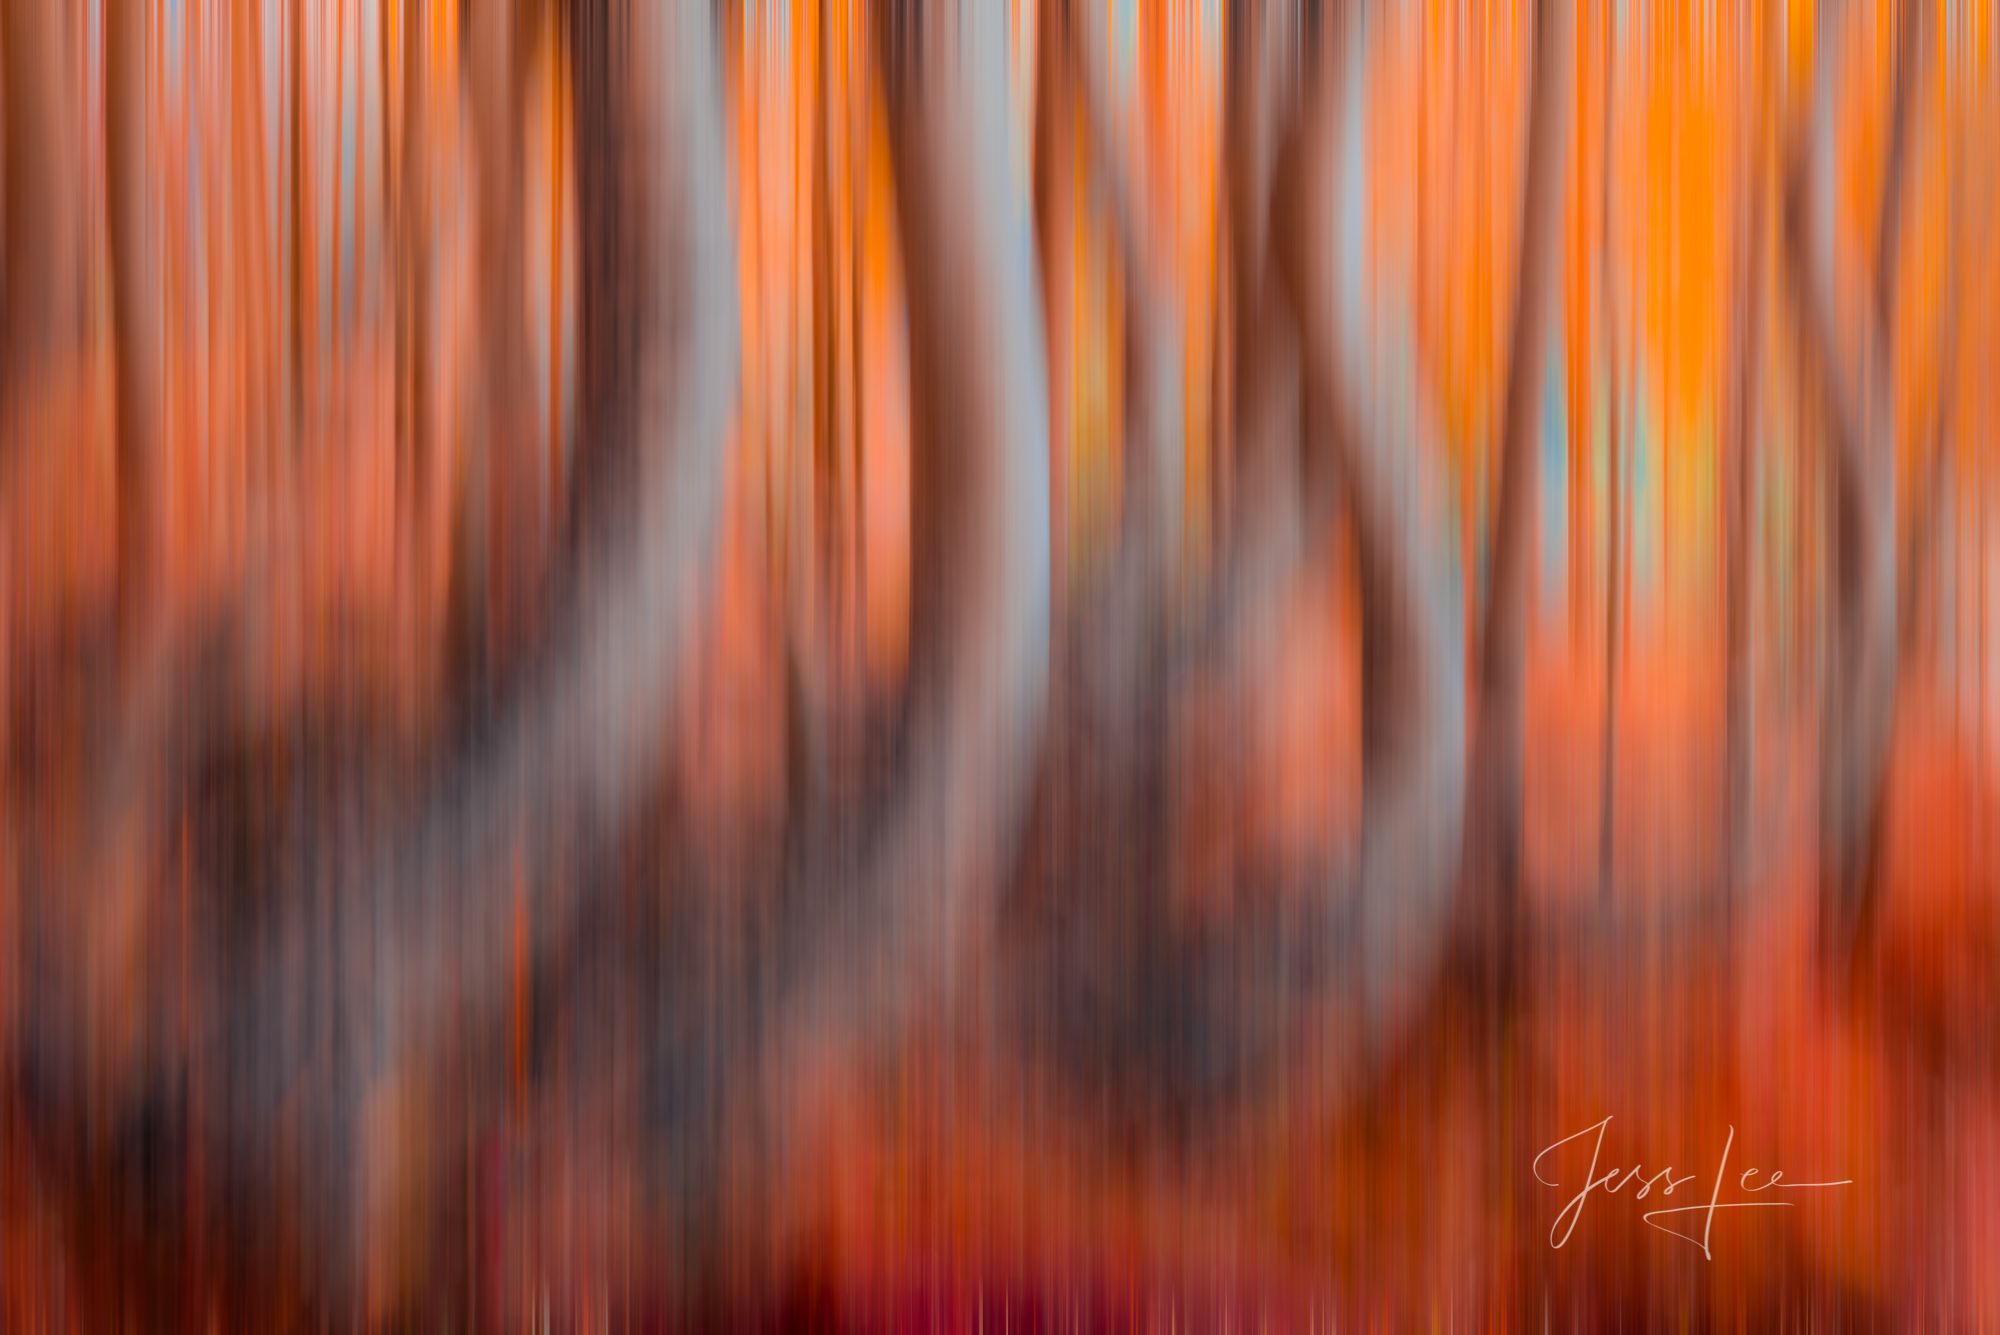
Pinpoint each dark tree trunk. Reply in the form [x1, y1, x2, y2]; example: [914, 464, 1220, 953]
[290, 0, 312, 428]
[19, 3, 741, 1316]
[1267, 3, 1474, 1071]
[1784, 1, 1908, 965]
[395, 0, 433, 566]
[1725, 128, 1768, 900]
[106, 0, 164, 633]
[229, 0, 277, 488]
[1470, 0, 1572, 966]
[1, 0, 84, 388]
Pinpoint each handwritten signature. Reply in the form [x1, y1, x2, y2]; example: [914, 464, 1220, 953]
[1535, 1117, 1852, 1258]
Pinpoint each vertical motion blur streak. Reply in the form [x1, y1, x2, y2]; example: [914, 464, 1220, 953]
[1, 1, 1998, 1327]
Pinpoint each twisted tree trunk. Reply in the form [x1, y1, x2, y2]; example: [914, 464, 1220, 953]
[1784, 1, 1912, 964]
[1027, 3, 1481, 1110]
[1029, 0, 1187, 816]
[759, 0, 1053, 1079]
[1468, 0, 1571, 973]
[1034, 0, 1184, 613]
[19, 2, 739, 1316]
[1274, 5, 1473, 1066]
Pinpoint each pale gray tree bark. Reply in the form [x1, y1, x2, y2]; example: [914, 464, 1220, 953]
[1033, 0, 1566, 1104]
[1036, 1, 1490, 1103]
[1028, 0, 1187, 847]
[759, 0, 1053, 1084]
[18, 2, 739, 1316]
[1033, 0, 1184, 612]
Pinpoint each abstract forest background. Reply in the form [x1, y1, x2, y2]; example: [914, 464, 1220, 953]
[1, 0, 1998, 1325]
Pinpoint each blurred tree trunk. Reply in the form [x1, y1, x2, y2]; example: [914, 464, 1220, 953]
[1785, 1, 1913, 962]
[1215, 0, 1305, 652]
[229, 0, 278, 487]
[766, 0, 1052, 1056]
[846, 1, 868, 659]
[395, 0, 433, 565]
[14, 3, 740, 1313]
[106, 0, 163, 633]
[1032, 0, 1183, 753]
[17, 0, 171, 1196]
[1271, 5, 1471, 1056]
[790, 0, 844, 808]
[1469, 0, 1571, 962]
[290, 0, 313, 427]
[1033, 0, 1077, 619]
[565, 0, 643, 548]
[812, 0, 837, 588]
[456, 0, 554, 688]
[302, 0, 740, 1305]
[1725, 90, 1768, 900]
[2, 0, 84, 386]
[330, 0, 346, 346]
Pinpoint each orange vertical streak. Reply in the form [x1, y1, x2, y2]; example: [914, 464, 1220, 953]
[231, 0, 277, 493]
[160, 0, 186, 520]
[383, 0, 396, 273]
[196, 0, 231, 517]
[550, 28, 565, 500]
[77, 0, 94, 346]
[843, 0, 869, 628]
[735, 4, 770, 568]
[331, 0, 347, 352]
[354, 0, 368, 337]
[784, 2, 806, 606]
[809, 0, 841, 651]
[292, 0, 313, 421]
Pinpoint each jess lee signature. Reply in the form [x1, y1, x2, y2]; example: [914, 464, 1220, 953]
[1535, 1117, 1852, 1259]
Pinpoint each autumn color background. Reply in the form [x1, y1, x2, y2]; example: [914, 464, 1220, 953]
[2, 0, 1999, 1326]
